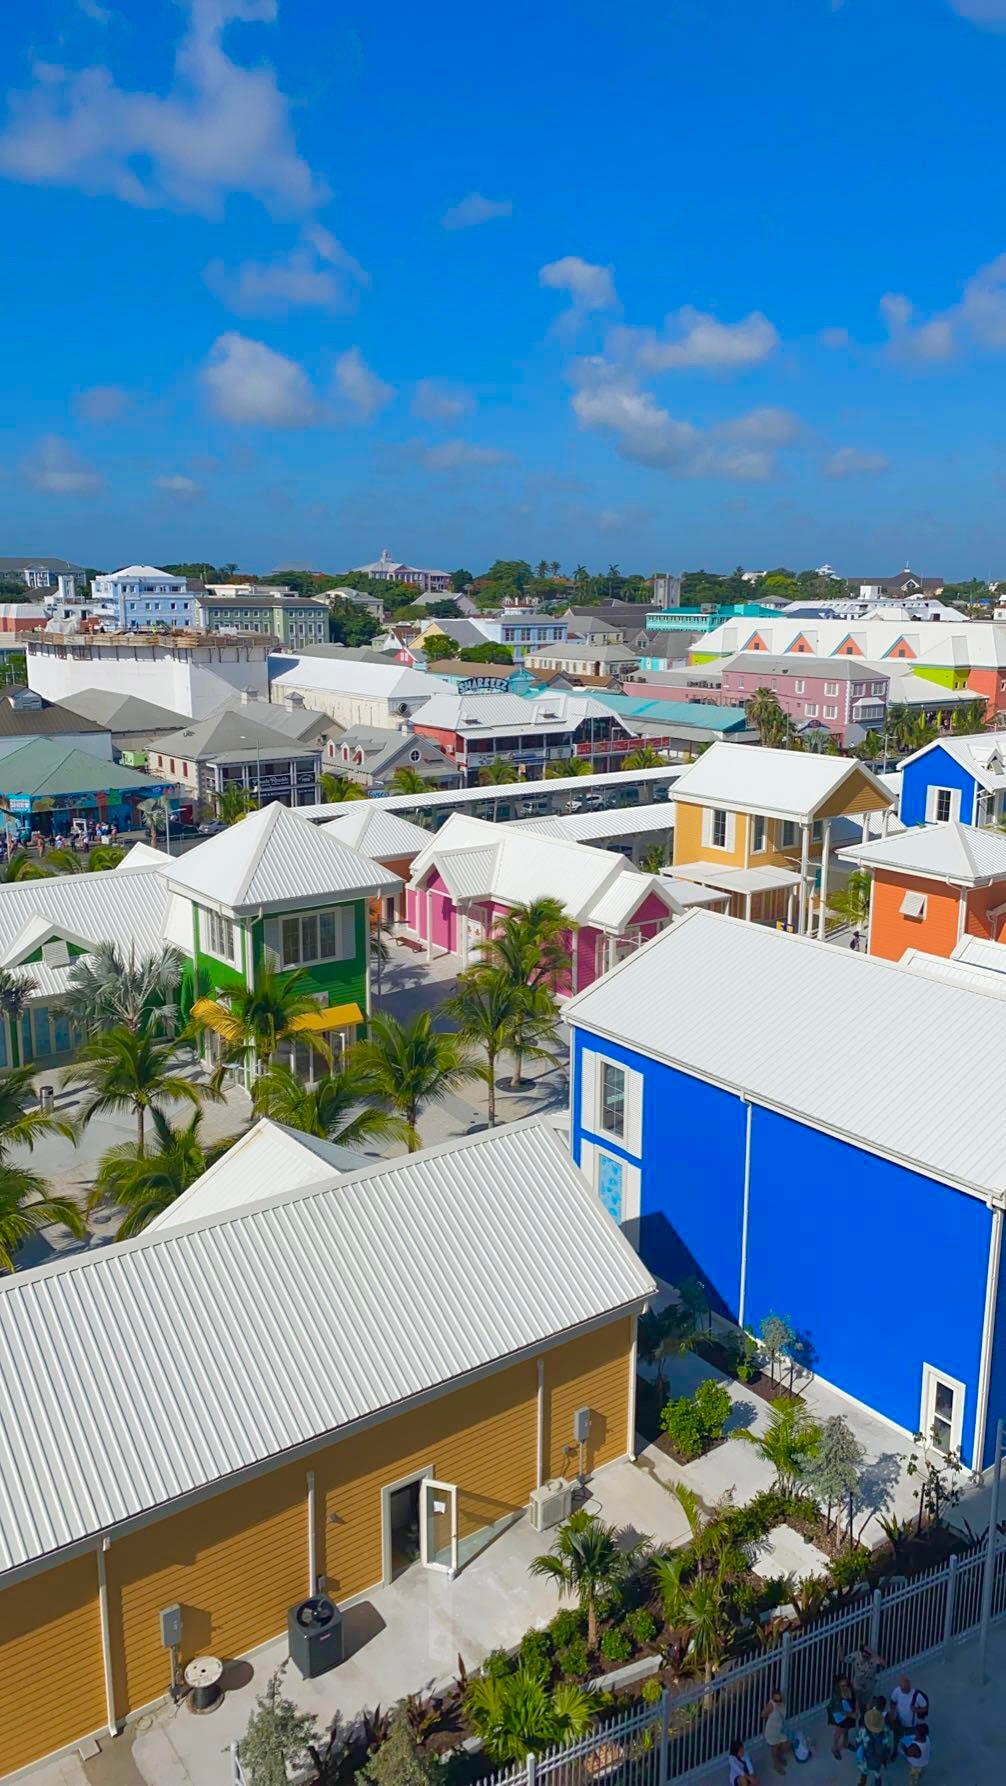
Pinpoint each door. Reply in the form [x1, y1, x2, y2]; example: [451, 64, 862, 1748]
[921, 1365, 965, 1457]
[419, 1478, 457, 1574]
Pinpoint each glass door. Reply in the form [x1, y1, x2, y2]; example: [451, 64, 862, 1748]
[419, 1478, 457, 1574]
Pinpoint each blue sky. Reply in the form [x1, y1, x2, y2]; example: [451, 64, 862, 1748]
[3, 0, 1006, 575]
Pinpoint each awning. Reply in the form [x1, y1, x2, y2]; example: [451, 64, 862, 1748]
[671, 861, 804, 896]
[295, 1002, 365, 1032]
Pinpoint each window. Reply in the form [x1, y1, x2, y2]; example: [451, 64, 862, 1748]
[824, 705, 838, 720]
[599, 1061, 626, 1138]
[927, 786, 959, 824]
[900, 890, 927, 919]
[281, 907, 352, 967]
[804, 703, 818, 717]
[203, 908, 236, 963]
[752, 814, 766, 852]
[779, 820, 797, 848]
[825, 681, 839, 696]
[794, 679, 805, 694]
[712, 808, 728, 848]
[921, 1365, 964, 1456]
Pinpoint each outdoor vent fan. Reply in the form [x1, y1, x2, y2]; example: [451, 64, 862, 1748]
[528, 1479, 574, 1532]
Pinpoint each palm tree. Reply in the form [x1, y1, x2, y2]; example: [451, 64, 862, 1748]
[475, 901, 570, 1084]
[65, 1026, 208, 1155]
[637, 1302, 699, 1396]
[680, 1574, 728, 1683]
[215, 783, 259, 826]
[0, 1064, 82, 1271]
[189, 965, 332, 1073]
[465, 1663, 596, 1765]
[828, 869, 871, 930]
[746, 687, 789, 747]
[388, 766, 429, 794]
[446, 968, 555, 1126]
[86, 844, 127, 871]
[87, 1107, 238, 1240]
[478, 759, 516, 786]
[622, 746, 664, 771]
[38, 846, 82, 875]
[353, 1011, 478, 1151]
[320, 772, 367, 803]
[63, 942, 184, 1038]
[639, 843, 666, 874]
[951, 697, 989, 735]
[854, 729, 884, 763]
[734, 1398, 823, 1493]
[528, 1510, 642, 1650]
[251, 1058, 407, 1149]
[544, 757, 591, 778]
[0, 965, 37, 1068]
[0, 847, 59, 882]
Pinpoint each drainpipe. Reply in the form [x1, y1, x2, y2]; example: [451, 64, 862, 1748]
[97, 1539, 117, 1737]
[817, 818, 832, 940]
[798, 821, 811, 934]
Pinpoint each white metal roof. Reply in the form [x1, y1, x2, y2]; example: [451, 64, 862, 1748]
[0, 865, 168, 977]
[899, 949, 1006, 1000]
[897, 734, 1006, 792]
[0, 1121, 653, 1576]
[840, 821, 1006, 884]
[952, 936, 1006, 974]
[144, 1119, 369, 1234]
[411, 691, 638, 736]
[511, 805, 675, 844]
[670, 861, 803, 895]
[321, 804, 431, 859]
[565, 908, 1006, 1199]
[269, 655, 443, 699]
[164, 802, 400, 913]
[669, 742, 892, 822]
[297, 763, 682, 821]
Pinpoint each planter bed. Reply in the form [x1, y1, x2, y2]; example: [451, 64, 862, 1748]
[651, 1427, 732, 1467]
[693, 1338, 804, 1404]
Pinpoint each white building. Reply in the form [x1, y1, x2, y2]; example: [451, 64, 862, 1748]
[350, 549, 452, 594]
[26, 633, 272, 719]
[91, 565, 193, 631]
[268, 651, 446, 730]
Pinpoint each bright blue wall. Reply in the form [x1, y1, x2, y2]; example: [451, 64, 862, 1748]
[982, 1236, 1006, 1469]
[900, 745, 976, 827]
[572, 1029, 747, 1318]
[745, 1107, 990, 1460]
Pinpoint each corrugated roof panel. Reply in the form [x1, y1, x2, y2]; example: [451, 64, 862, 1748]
[670, 742, 890, 820]
[0, 866, 168, 964]
[165, 802, 400, 911]
[144, 1119, 369, 1233]
[566, 909, 1006, 1198]
[0, 1123, 653, 1575]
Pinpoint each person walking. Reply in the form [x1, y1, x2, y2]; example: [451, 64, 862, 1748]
[827, 1672, 856, 1760]
[728, 1734, 759, 1785]
[900, 1723, 930, 1784]
[850, 1645, 885, 1717]
[762, 1691, 789, 1777]
[855, 1704, 893, 1786]
[887, 1676, 928, 1748]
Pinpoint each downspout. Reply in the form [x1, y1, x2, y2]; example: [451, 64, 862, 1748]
[97, 1538, 117, 1737]
[973, 1201, 1004, 1476]
[738, 1098, 753, 1328]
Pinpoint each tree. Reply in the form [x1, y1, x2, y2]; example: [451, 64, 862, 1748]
[809, 1415, 866, 1541]
[0, 848, 63, 883]
[907, 1430, 964, 1534]
[543, 756, 591, 778]
[88, 1107, 238, 1240]
[389, 766, 430, 795]
[450, 569, 473, 592]
[951, 697, 989, 735]
[679, 1574, 728, 1682]
[854, 730, 884, 763]
[828, 869, 871, 931]
[622, 747, 665, 771]
[239, 1668, 319, 1786]
[329, 606, 381, 649]
[474, 899, 570, 1081]
[63, 942, 184, 1039]
[464, 1662, 596, 1765]
[446, 967, 555, 1126]
[353, 1011, 478, 1150]
[639, 843, 666, 874]
[0, 966, 36, 1067]
[361, 1709, 442, 1786]
[529, 1509, 642, 1649]
[637, 1302, 699, 1396]
[746, 687, 790, 747]
[759, 1312, 794, 1384]
[251, 1058, 407, 1149]
[424, 632, 461, 660]
[190, 966, 333, 1073]
[478, 759, 516, 785]
[320, 772, 367, 803]
[66, 1026, 207, 1155]
[0, 1065, 82, 1272]
[457, 642, 514, 665]
[734, 1398, 823, 1492]
[86, 844, 127, 872]
[215, 783, 259, 826]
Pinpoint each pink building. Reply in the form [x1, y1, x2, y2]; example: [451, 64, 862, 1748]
[629, 654, 888, 746]
[403, 813, 691, 993]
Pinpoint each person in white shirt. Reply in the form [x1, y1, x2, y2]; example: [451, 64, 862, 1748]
[900, 1723, 930, 1783]
[727, 1734, 758, 1785]
[888, 1676, 929, 1743]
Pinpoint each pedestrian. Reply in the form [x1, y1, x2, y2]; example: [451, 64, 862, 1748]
[900, 1723, 930, 1784]
[887, 1676, 928, 1747]
[854, 1705, 893, 1785]
[762, 1691, 789, 1777]
[850, 929, 861, 951]
[850, 1645, 885, 1717]
[728, 1734, 758, 1785]
[827, 1672, 856, 1760]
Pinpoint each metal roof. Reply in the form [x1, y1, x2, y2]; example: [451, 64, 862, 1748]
[897, 734, 1006, 792]
[269, 655, 444, 699]
[565, 908, 1006, 1199]
[54, 689, 191, 731]
[0, 740, 168, 797]
[297, 763, 682, 821]
[144, 1119, 369, 1233]
[0, 1121, 653, 1576]
[669, 741, 893, 821]
[841, 821, 1006, 884]
[411, 692, 638, 736]
[321, 805, 431, 859]
[0, 864, 168, 970]
[953, 936, 1006, 974]
[151, 706, 321, 763]
[164, 801, 400, 914]
[899, 949, 1006, 1000]
[670, 861, 803, 895]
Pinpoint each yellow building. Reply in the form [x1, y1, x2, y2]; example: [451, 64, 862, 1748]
[0, 1121, 652, 1778]
[669, 742, 894, 931]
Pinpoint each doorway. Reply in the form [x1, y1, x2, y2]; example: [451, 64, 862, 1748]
[381, 1464, 433, 1583]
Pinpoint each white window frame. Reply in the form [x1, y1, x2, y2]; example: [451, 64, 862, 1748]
[201, 907, 238, 967]
[580, 1048, 643, 1155]
[900, 889, 928, 919]
[804, 703, 818, 717]
[824, 704, 838, 720]
[920, 1363, 965, 1457]
[824, 680, 839, 696]
[280, 906, 354, 968]
[702, 806, 736, 852]
[793, 679, 805, 694]
[925, 785, 961, 824]
[751, 814, 767, 853]
[578, 1139, 641, 1226]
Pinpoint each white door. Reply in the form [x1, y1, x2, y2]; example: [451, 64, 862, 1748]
[419, 1478, 458, 1574]
[920, 1365, 965, 1456]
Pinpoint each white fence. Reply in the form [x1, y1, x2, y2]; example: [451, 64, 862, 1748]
[230, 1536, 1006, 1786]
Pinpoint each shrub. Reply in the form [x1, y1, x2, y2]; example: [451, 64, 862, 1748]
[640, 1676, 664, 1705]
[596, 1586, 627, 1624]
[693, 1377, 732, 1441]
[558, 1638, 590, 1679]
[757, 1576, 791, 1611]
[481, 1648, 513, 1679]
[519, 1628, 553, 1670]
[735, 1332, 760, 1383]
[625, 1607, 657, 1646]
[660, 1395, 706, 1460]
[829, 1545, 871, 1591]
[549, 1608, 586, 1647]
[598, 1625, 633, 1664]
[732, 1579, 759, 1618]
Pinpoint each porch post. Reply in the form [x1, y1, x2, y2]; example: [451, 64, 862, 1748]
[787, 884, 795, 932]
[744, 890, 752, 924]
[425, 888, 434, 963]
[459, 905, 469, 970]
[817, 818, 832, 940]
[798, 821, 811, 934]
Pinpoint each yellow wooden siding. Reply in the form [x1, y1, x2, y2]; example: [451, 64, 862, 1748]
[672, 801, 750, 868]
[0, 1551, 105, 1773]
[314, 1357, 539, 1599]
[106, 1458, 309, 1716]
[543, 1318, 631, 1479]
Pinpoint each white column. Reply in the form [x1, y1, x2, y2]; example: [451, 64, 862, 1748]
[861, 812, 870, 843]
[798, 821, 811, 934]
[744, 890, 752, 925]
[787, 885, 796, 931]
[425, 888, 434, 962]
[536, 1359, 545, 1487]
[459, 906, 469, 970]
[307, 1470, 317, 1595]
[817, 818, 832, 940]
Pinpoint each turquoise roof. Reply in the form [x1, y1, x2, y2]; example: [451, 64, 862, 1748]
[579, 692, 751, 731]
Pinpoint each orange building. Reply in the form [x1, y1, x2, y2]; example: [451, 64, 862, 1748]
[0, 1121, 653, 1776]
[842, 821, 1006, 961]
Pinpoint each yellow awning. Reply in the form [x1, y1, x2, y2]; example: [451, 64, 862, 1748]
[294, 1002, 364, 1032]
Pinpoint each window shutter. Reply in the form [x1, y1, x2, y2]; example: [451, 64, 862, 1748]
[701, 807, 712, 848]
[726, 812, 737, 853]
[262, 917, 281, 968]
[337, 905, 355, 961]
[581, 1048, 598, 1134]
[625, 1067, 644, 1156]
[621, 1161, 642, 1224]
[578, 1138, 595, 1180]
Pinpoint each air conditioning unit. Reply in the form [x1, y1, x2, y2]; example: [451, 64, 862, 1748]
[528, 1479, 574, 1532]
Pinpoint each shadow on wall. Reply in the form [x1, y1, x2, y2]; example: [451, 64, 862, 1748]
[634, 1213, 737, 1321]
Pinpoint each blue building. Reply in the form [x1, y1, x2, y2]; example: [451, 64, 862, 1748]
[91, 564, 194, 631]
[565, 909, 1006, 1471]
[899, 734, 1006, 829]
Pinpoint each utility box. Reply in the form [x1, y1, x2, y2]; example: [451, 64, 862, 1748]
[287, 1596, 343, 1679]
[529, 1479, 574, 1532]
[159, 1604, 182, 1649]
[574, 1407, 591, 1444]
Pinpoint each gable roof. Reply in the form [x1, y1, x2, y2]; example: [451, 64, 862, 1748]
[0, 740, 167, 797]
[0, 863, 168, 997]
[144, 1117, 370, 1234]
[0, 700, 108, 740]
[152, 705, 320, 763]
[411, 691, 638, 736]
[0, 1121, 653, 1577]
[669, 741, 893, 821]
[953, 936, 1006, 974]
[321, 803, 431, 859]
[269, 654, 444, 700]
[164, 801, 399, 914]
[53, 689, 191, 731]
[842, 820, 1006, 885]
[898, 734, 1006, 791]
[565, 908, 1006, 1200]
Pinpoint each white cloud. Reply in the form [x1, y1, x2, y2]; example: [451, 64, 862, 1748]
[156, 473, 202, 498]
[205, 227, 368, 316]
[24, 434, 105, 495]
[202, 332, 322, 426]
[76, 0, 112, 22]
[879, 291, 955, 361]
[441, 192, 512, 229]
[948, 0, 1006, 26]
[824, 447, 889, 478]
[75, 383, 130, 421]
[0, 0, 324, 215]
[568, 360, 792, 480]
[332, 346, 393, 420]
[819, 326, 850, 349]
[880, 256, 1006, 363]
[412, 378, 476, 423]
[419, 439, 512, 472]
[540, 256, 618, 331]
[608, 306, 779, 373]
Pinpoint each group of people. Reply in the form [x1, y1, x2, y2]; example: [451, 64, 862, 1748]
[726, 1647, 931, 1784]
[0, 820, 118, 860]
